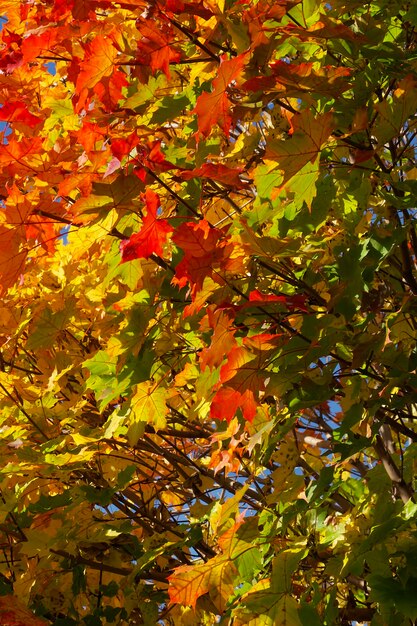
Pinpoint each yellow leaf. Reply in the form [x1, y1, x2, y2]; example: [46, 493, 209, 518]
[168, 555, 237, 611]
[128, 381, 168, 444]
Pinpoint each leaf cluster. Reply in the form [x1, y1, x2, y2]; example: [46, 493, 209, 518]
[1, 0, 417, 624]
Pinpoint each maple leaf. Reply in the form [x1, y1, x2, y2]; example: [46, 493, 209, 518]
[128, 380, 169, 444]
[135, 19, 181, 78]
[57, 172, 95, 197]
[193, 52, 249, 138]
[26, 214, 57, 253]
[120, 188, 173, 260]
[172, 220, 246, 314]
[1, 28, 22, 48]
[0, 101, 41, 128]
[272, 61, 351, 96]
[243, 61, 352, 98]
[110, 132, 139, 160]
[211, 386, 255, 423]
[172, 220, 225, 292]
[264, 109, 333, 189]
[142, 141, 176, 173]
[4, 184, 34, 226]
[180, 163, 248, 188]
[172, 221, 245, 315]
[76, 121, 108, 153]
[248, 289, 308, 311]
[93, 68, 129, 111]
[2, 1, 417, 624]
[0, 225, 26, 295]
[0, 596, 48, 626]
[75, 35, 118, 95]
[96, 0, 148, 10]
[211, 334, 284, 422]
[199, 307, 237, 370]
[164, 0, 214, 19]
[169, 519, 260, 609]
[291, 14, 363, 42]
[210, 347, 263, 422]
[168, 556, 238, 610]
[20, 26, 69, 63]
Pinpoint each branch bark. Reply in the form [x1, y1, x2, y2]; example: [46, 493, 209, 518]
[373, 434, 414, 504]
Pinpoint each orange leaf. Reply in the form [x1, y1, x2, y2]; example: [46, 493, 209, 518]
[211, 335, 283, 422]
[211, 386, 253, 423]
[26, 214, 57, 253]
[214, 365, 259, 423]
[0, 225, 26, 295]
[75, 36, 118, 94]
[136, 19, 181, 78]
[21, 26, 68, 63]
[193, 53, 249, 138]
[76, 121, 108, 153]
[0, 138, 43, 172]
[199, 308, 237, 370]
[0, 595, 48, 626]
[168, 556, 237, 610]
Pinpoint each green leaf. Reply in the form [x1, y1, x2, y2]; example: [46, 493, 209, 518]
[368, 575, 417, 620]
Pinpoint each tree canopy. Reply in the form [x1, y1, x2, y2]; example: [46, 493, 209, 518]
[1, 0, 417, 624]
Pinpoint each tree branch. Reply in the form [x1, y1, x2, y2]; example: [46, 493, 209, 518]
[373, 434, 414, 504]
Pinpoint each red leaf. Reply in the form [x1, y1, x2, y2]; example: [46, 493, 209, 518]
[21, 26, 68, 62]
[172, 220, 224, 291]
[0, 101, 41, 128]
[110, 132, 139, 160]
[1, 30, 22, 47]
[172, 221, 245, 315]
[50, 0, 74, 19]
[164, 0, 214, 19]
[248, 289, 308, 311]
[93, 68, 129, 111]
[120, 189, 173, 261]
[144, 141, 176, 173]
[242, 75, 277, 93]
[180, 163, 247, 188]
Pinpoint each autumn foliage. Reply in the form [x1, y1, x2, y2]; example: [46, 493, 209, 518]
[1, 0, 417, 624]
